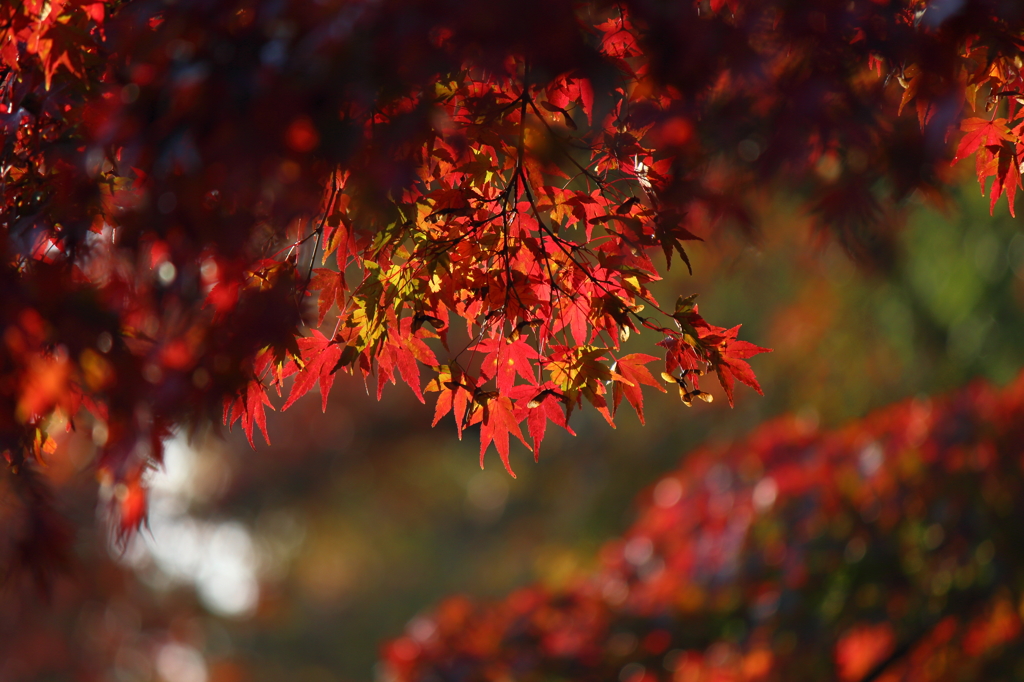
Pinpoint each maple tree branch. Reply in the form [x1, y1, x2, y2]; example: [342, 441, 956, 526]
[522, 183, 614, 294]
[520, 180, 619, 348]
[495, 70, 566, 350]
[301, 224, 323, 290]
[298, 183, 340, 305]
[286, 224, 325, 253]
[526, 98, 606, 191]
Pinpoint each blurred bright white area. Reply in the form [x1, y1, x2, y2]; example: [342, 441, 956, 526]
[155, 642, 208, 682]
[115, 432, 304, 619]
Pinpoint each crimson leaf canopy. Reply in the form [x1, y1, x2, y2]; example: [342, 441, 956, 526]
[1, 0, 1022, 556]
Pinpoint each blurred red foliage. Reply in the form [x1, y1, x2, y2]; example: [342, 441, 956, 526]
[381, 372, 1024, 681]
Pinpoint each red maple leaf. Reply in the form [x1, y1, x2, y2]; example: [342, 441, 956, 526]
[310, 269, 346, 327]
[511, 383, 576, 461]
[611, 354, 666, 425]
[954, 117, 1012, 165]
[478, 395, 528, 477]
[708, 326, 771, 407]
[472, 337, 539, 393]
[225, 379, 275, 448]
[987, 140, 1021, 217]
[282, 330, 342, 412]
[426, 364, 477, 441]
[376, 317, 440, 402]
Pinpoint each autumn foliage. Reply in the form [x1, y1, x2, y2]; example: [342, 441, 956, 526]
[381, 372, 1024, 682]
[2, 0, 1024, 563]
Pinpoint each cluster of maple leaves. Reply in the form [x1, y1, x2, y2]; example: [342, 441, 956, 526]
[220, 14, 774, 479]
[380, 372, 1024, 682]
[2, 0, 1024, 551]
